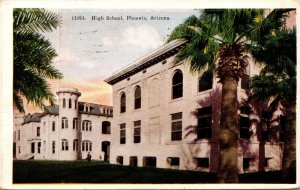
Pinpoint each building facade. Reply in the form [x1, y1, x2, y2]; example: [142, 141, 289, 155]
[105, 40, 285, 173]
[15, 87, 113, 161]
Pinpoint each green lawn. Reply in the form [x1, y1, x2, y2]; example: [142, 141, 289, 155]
[13, 160, 283, 183]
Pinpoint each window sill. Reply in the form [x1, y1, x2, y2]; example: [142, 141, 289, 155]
[196, 88, 213, 96]
[170, 97, 183, 103]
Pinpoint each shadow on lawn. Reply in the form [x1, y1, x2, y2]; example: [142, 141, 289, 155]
[13, 160, 284, 184]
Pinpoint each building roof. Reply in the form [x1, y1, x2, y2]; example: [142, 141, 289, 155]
[104, 40, 185, 85]
[78, 102, 113, 117]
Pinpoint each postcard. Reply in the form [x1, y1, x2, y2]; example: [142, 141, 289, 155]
[0, 0, 299, 189]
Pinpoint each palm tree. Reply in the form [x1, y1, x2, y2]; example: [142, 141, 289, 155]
[249, 28, 296, 183]
[14, 8, 63, 113]
[167, 9, 293, 182]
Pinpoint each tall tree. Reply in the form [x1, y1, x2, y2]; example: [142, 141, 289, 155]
[13, 8, 63, 113]
[167, 9, 292, 182]
[249, 28, 296, 183]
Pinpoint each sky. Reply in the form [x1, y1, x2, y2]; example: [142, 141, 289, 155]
[24, 9, 198, 114]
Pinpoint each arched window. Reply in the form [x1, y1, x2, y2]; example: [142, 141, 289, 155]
[37, 127, 40, 137]
[69, 99, 72, 108]
[102, 121, 111, 134]
[120, 92, 126, 113]
[172, 70, 183, 99]
[73, 139, 78, 151]
[82, 120, 92, 131]
[134, 86, 141, 109]
[62, 117, 68, 129]
[62, 139, 68, 151]
[199, 71, 213, 92]
[52, 121, 56, 131]
[82, 140, 92, 151]
[73, 118, 78, 130]
[63, 98, 66, 108]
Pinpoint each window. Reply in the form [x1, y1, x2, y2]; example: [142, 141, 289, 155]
[52, 121, 56, 131]
[199, 71, 213, 92]
[120, 92, 126, 113]
[52, 141, 55, 154]
[264, 158, 272, 167]
[197, 107, 212, 139]
[102, 121, 111, 134]
[63, 98, 66, 108]
[243, 158, 253, 170]
[117, 156, 123, 165]
[172, 70, 183, 99]
[120, 123, 126, 144]
[69, 99, 72, 108]
[73, 139, 78, 151]
[37, 127, 40, 137]
[134, 120, 141, 143]
[31, 142, 35, 153]
[82, 141, 92, 151]
[61, 117, 68, 129]
[75, 100, 77, 110]
[240, 106, 251, 139]
[37, 142, 41, 153]
[167, 157, 180, 168]
[73, 118, 78, 130]
[18, 146, 21, 154]
[82, 120, 92, 131]
[130, 156, 138, 167]
[279, 115, 286, 142]
[195, 158, 209, 168]
[134, 86, 141, 109]
[18, 130, 20, 141]
[143, 157, 156, 168]
[241, 74, 250, 90]
[171, 112, 182, 141]
[62, 139, 69, 151]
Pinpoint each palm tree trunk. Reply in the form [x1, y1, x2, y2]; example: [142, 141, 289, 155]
[281, 104, 296, 183]
[217, 75, 239, 183]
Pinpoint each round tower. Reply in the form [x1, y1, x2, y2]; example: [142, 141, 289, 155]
[56, 87, 81, 160]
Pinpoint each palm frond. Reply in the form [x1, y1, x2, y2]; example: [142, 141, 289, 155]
[14, 8, 61, 34]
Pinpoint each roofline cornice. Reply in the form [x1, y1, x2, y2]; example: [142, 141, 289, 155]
[104, 40, 186, 85]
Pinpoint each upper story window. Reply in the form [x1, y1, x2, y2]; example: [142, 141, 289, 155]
[171, 112, 182, 141]
[61, 117, 68, 129]
[102, 121, 111, 134]
[69, 99, 72, 108]
[37, 127, 40, 137]
[73, 118, 78, 130]
[241, 74, 250, 90]
[240, 106, 251, 139]
[61, 139, 68, 151]
[197, 106, 212, 139]
[172, 70, 183, 99]
[75, 100, 77, 110]
[199, 71, 213, 92]
[63, 98, 66, 108]
[120, 92, 126, 113]
[82, 120, 92, 131]
[134, 86, 141, 109]
[52, 121, 56, 131]
[18, 130, 20, 141]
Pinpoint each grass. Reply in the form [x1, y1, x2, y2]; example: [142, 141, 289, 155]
[13, 160, 283, 184]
